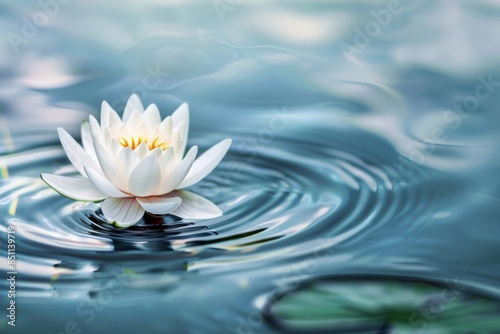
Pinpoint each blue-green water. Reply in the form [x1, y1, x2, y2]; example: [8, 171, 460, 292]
[1, 1, 500, 333]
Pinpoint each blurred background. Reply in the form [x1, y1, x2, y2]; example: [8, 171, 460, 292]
[1, 1, 500, 333]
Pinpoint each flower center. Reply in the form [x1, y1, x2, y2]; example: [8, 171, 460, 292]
[118, 136, 169, 150]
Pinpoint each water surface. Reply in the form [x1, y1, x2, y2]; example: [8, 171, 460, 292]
[1, 1, 500, 333]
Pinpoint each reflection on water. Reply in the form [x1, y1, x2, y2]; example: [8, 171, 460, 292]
[1, 0, 500, 333]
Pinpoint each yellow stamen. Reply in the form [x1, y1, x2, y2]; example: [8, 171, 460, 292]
[118, 135, 169, 150]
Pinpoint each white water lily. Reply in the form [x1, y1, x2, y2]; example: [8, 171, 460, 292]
[41, 95, 231, 227]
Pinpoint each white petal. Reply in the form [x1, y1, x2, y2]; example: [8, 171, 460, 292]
[177, 138, 232, 189]
[81, 122, 98, 162]
[157, 146, 197, 195]
[108, 138, 122, 156]
[84, 166, 128, 198]
[171, 103, 189, 129]
[117, 123, 129, 138]
[93, 141, 125, 188]
[128, 155, 161, 197]
[172, 120, 188, 161]
[101, 101, 122, 129]
[101, 197, 145, 227]
[57, 128, 101, 177]
[136, 196, 182, 215]
[159, 116, 172, 142]
[143, 104, 161, 127]
[150, 147, 163, 159]
[171, 103, 189, 157]
[126, 109, 146, 136]
[123, 94, 144, 123]
[134, 142, 150, 159]
[41, 173, 107, 201]
[159, 147, 175, 180]
[170, 130, 182, 161]
[89, 115, 105, 146]
[116, 147, 140, 182]
[169, 190, 222, 219]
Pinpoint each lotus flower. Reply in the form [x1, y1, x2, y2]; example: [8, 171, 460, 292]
[41, 95, 231, 227]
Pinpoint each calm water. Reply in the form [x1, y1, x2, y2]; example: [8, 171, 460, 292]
[1, 1, 500, 333]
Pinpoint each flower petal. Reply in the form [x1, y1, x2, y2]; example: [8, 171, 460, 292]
[171, 102, 189, 129]
[123, 94, 144, 123]
[171, 120, 187, 162]
[169, 190, 222, 219]
[84, 166, 128, 198]
[150, 147, 163, 159]
[89, 115, 105, 147]
[101, 197, 145, 227]
[143, 103, 161, 127]
[128, 154, 161, 197]
[108, 137, 122, 157]
[159, 116, 172, 143]
[57, 128, 101, 177]
[81, 122, 98, 162]
[93, 140, 126, 189]
[159, 147, 175, 180]
[116, 147, 140, 182]
[134, 142, 150, 159]
[136, 196, 182, 215]
[126, 109, 146, 137]
[177, 138, 232, 189]
[101, 101, 122, 129]
[40, 173, 107, 201]
[171, 103, 189, 157]
[157, 146, 197, 195]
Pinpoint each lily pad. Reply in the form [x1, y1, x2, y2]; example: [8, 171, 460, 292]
[267, 278, 500, 333]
